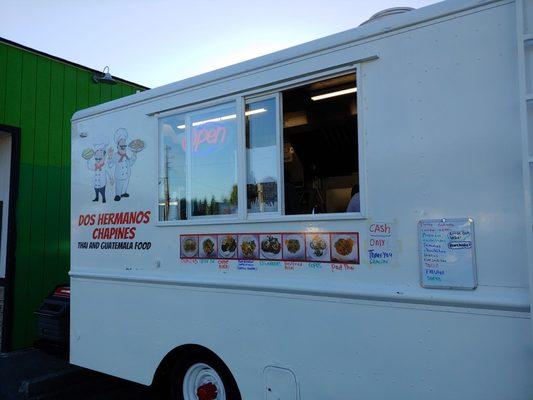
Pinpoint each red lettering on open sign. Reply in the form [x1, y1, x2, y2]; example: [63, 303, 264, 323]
[181, 126, 227, 152]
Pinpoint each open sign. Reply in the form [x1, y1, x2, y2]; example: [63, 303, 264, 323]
[180, 125, 228, 155]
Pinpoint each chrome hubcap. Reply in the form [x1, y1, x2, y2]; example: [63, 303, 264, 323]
[182, 362, 226, 400]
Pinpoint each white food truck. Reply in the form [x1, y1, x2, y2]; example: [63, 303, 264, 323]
[71, 0, 533, 398]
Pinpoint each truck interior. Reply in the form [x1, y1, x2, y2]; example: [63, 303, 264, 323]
[282, 72, 359, 215]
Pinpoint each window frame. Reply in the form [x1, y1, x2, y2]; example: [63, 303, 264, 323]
[156, 66, 366, 226]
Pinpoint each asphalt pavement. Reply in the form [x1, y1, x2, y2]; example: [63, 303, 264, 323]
[0, 348, 161, 399]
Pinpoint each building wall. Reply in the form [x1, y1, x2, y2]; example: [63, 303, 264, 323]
[0, 41, 143, 349]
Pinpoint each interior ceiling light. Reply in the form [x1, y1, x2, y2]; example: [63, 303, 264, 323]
[311, 87, 357, 101]
[92, 66, 117, 85]
[245, 108, 267, 116]
[176, 108, 267, 129]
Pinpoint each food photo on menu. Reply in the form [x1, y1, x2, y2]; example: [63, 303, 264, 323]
[306, 233, 330, 262]
[218, 234, 238, 259]
[331, 233, 359, 264]
[282, 233, 306, 260]
[238, 234, 259, 259]
[260, 234, 282, 260]
[199, 235, 217, 258]
[180, 235, 198, 258]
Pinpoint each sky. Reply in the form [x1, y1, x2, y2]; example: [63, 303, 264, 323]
[1, 0, 437, 88]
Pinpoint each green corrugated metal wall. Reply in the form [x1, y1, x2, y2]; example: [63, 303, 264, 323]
[0, 41, 143, 349]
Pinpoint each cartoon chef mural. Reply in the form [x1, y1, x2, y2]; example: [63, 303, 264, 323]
[108, 128, 145, 201]
[82, 143, 113, 203]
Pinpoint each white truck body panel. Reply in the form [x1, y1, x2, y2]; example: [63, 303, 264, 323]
[70, 1, 533, 398]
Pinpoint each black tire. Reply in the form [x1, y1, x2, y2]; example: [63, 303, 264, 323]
[170, 351, 241, 400]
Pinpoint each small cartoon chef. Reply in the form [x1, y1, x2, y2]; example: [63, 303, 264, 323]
[85, 143, 113, 203]
[108, 128, 139, 201]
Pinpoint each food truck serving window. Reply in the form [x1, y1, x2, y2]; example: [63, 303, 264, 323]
[158, 72, 360, 222]
[282, 73, 359, 215]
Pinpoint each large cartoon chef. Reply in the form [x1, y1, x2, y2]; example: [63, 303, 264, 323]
[108, 128, 145, 201]
[83, 143, 113, 203]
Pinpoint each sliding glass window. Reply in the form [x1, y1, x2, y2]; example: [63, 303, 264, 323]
[158, 102, 238, 221]
[245, 96, 280, 214]
[159, 113, 187, 221]
[190, 103, 238, 217]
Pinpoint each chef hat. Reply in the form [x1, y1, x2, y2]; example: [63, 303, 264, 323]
[114, 128, 128, 144]
[93, 143, 107, 152]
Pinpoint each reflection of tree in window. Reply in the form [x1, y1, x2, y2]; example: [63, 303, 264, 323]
[246, 97, 279, 214]
[159, 116, 187, 221]
[190, 104, 238, 217]
[191, 184, 237, 216]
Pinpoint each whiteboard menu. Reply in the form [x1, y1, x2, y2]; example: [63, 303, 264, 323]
[418, 218, 477, 289]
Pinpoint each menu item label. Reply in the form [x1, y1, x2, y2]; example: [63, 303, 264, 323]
[418, 218, 477, 290]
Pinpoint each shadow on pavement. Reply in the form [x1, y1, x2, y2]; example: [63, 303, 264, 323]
[0, 348, 163, 399]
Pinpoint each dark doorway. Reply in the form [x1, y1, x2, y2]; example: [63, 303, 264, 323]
[0, 124, 21, 352]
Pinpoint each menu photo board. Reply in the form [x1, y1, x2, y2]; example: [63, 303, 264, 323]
[418, 218, 477, 290]
[179, 232, 360, 265]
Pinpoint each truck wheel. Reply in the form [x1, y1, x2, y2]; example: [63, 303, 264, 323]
[170, 353, 241, 400]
